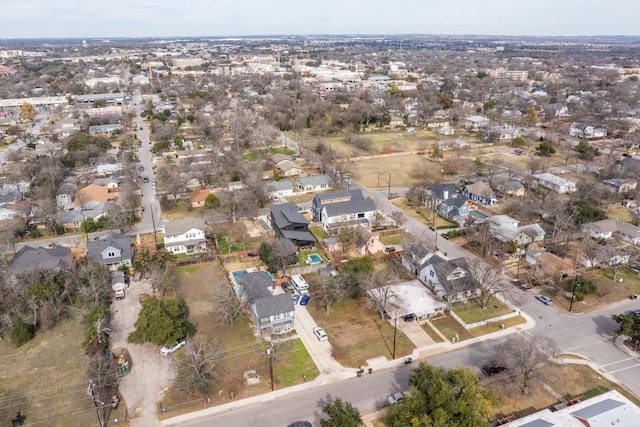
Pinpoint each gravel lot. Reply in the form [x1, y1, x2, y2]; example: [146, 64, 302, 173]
[110, 278, 176, 427]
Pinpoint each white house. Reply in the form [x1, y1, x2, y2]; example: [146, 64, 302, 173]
[582, 218, 640, 245]
[488, 215, 546, 245]
[532, 173, 577, 194]
[569, 122, 607, 139]
[296, 175, 331, 193]
[162, 218, 207, 255]
[265, 181, 294, 199]
[96, 163, 123, 176]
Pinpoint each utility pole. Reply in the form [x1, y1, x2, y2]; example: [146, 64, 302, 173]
[150, 203, 157, 243]
[387, 173, 391, 200]
[88, 380, 105, 427]
[267, 345, 274, 391]
[392, 316, 398, 359]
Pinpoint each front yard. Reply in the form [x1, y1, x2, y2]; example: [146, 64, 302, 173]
[308, 298, 415, 367]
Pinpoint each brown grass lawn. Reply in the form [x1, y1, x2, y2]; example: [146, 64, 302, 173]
[549, 266, 640, 313]
[0, 316, 102, 427]
[162, 261, 317, 417]
[308, 299, 415, 367]
[354, 155, 438, 190]
[390, 198, 452, 228]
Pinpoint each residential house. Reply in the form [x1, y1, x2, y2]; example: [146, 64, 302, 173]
[488, 215, 545, 245]
[6, 244, 73, 282]
[438, 123, 455, 136]
[313, 189, 377, 233]
[425, 118, 449, 129]
[603, 178, 637, 194]
[355, 227, 385, 255]
[401, 243, 480, 304]
[496, 179, 525, 197]
[276, 160, 303, 177]
[91, 176, 119, 193]
[426, 183, 460, 209]
[87, 232, 133, 270]
[227, 181, 245, 191]
[532, 173, 577, 194]
[188, 189, 211, 208]
[54, 117, 80, 137]
[58, 200, 107, 230]
[438, 197, 469, 223]
[266, 181, 294, 199]
[89, 124, 122, 135]
[238, 271, 294, 337]
[501, 390, 640, 427]
[569, 122, 607, 139]
[162, 218, 207, 254]
[388, 116, 405, 128]
[501, 109, 523, 122]
[464, 115, 490, 131]
[296, 175, 331, 193]
[96, 163, 123, 176]
[367, 279, 446, 320]
[270, 202, 315, 249]
[582, 218, 640, 245]
[462, 182, 497, 206]
[487, 124, 519, 141]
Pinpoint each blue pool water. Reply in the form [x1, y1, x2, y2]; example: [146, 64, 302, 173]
[232, 270, 248, 282]
[307, 254, 322, 264]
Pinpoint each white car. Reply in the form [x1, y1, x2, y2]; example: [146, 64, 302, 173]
[160, 339, 186, 356]
[313, 327, 328, 341]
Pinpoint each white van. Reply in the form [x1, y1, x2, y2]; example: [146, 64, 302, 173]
[290, 274, 309, 295]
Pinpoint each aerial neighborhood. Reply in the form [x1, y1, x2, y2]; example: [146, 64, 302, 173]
[2, 34, 640, 427]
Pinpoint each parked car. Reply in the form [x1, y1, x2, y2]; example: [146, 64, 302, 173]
[313, 326, 328, 341]
[386, 391, 410, 406]
[287, 422, 312, 427]
[160, 338, 186, 356]
[281, 282, 293, 293]
[384, 246, 396, 253]
[403, 314, 416, 322]
[291, 293, 300, 304]
[630, 309, 640, 316]
[481, 364, 508, 376]
[511, 279, 531, 290]
[299, 294, 310, 306]
[535, 295, 553, 305]
[630, 264, 640, 271]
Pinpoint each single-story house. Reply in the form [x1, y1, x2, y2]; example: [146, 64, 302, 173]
[532, 173, 577, 194]
[6, 244, 73, 283]
[603, 178, 637, 194]
[276, 160, 303, 177]
[296, 175, 331, 193]
[582, 218, 640, 245]
[464, 115, 490, 131]
[367, 279, 446, 320]
[266, 181, 295, 199]
[189, 189, 211, 208]
[462, 182, 497, 206]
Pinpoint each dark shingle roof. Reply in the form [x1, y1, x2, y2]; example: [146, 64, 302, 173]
[7, 245, 72, 277]
[270, 202, 308, 230]
[239, 271, 273, 304]
[324, 199, 376, 216]
[254, 293, 294, 318]
[86, 232, 133, 265]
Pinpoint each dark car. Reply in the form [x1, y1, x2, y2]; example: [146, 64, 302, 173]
[142, 176, 149, 183]
[385, 246, 396, 253]
[481, 364, 508, 376]
[299, 295, 310, 305]
[403, 314, 416, 322]
[287, 422, 312, 427]
[511, 279, 531, 290]
[630, 264, 640, 271]
[281, 282, 293, 293]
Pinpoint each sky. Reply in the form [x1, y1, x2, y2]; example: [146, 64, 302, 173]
[0, 0, 638, 39]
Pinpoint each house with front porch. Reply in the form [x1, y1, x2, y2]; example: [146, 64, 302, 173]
[462, 182, 497, 206]
[266, 181, 294, 199]
[582, 218, 640, 245]
[437, 197, 469, 223]
[87, 232, 133, 270]
[312, 189, 376, 232]
[162, 218, 207, 255]
[238, 271, 294, 337]
[464, 115, 490, 131]
[296, 175, 331, 193]
[488, 215, 546, 245]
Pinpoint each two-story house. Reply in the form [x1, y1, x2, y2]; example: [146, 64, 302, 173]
[488, 215, 545, 245]
[438, 197, 469, 223]
[312, 189, 376, 233]
[270, 202, 315, 249]
[238, 271, 294, 337]
[162, 218, 207, 255]
[87, 232, 133, 270]
[425, 183, 459, 209]
[464, 115, 490, 131]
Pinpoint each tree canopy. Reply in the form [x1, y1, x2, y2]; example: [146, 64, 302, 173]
[320, 398, 363, 427]
[384, 363, 497, 427]
[128, 296, 195, 346]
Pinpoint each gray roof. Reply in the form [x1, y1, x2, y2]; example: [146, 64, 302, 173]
[266, 181, 293, 192]
[92, 176, 120, 186]
[239, 271, 273, 304]
[571, 398, 628, 421]
[281, 229, 315, 243]
[324, 198, 376, 217]
[163, 218, 205, 236]
[87, 233, 133, 265]
[254, 292, 294, 319]
[517, 420, 554, 427]
[270, 153, 292, 164]
[297, 175, 330, 187]
[427, 183, 459, 200]
[7, 245, 72, 277]
[314, 189, 364, 204]
[270, 202, 308, 230]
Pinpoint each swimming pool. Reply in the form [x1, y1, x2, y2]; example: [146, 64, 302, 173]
[307, 253, 323, 264]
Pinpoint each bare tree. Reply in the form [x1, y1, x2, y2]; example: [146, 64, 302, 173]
[311, 274, 346, 315]
[597, 245, 628, 282]
[268, 238, 297, 276]
[211, 285, 243, 325]
[220, 189, 255, 223]
[175, 338, 224, 400]
[75, 263, 112, 307]
[149, 264, 178, 297]
[364, 271, 399, 320]
[496, 335, 558, 394]
[466, 259, 508, 310]
[390, 211, 406, 226]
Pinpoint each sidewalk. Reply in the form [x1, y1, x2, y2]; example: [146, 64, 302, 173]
[162, 310, 538, 426]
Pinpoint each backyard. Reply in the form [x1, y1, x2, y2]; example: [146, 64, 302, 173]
[307, 298, 415, 367]
[160, 261, 318, 416]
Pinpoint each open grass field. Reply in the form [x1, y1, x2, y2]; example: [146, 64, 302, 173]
[0, 317, 105, 427]
[353, 155, 437, 190]
[308, 299, 415, 367]
[161, 261, 317, 416]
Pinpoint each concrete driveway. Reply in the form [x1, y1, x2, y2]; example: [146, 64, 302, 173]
[397, 319, 437, 348]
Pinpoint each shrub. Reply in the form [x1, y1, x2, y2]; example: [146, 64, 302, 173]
[10, 322, 35, 346]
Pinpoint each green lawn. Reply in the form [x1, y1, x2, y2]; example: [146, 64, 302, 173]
[310, 226, 329, 240]
[273, 339, 320, 387]
[467, 315, 526, 337]
[431, 314, 473, 342]
[296, 248, 327, 266]
[216, 235, 244, 254]
[452, 297, 514, 324]
[379, 233, 404, 245]
[421, 322, 446, 343]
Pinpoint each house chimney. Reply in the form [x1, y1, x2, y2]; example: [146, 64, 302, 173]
[443, 190, 449, 200]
